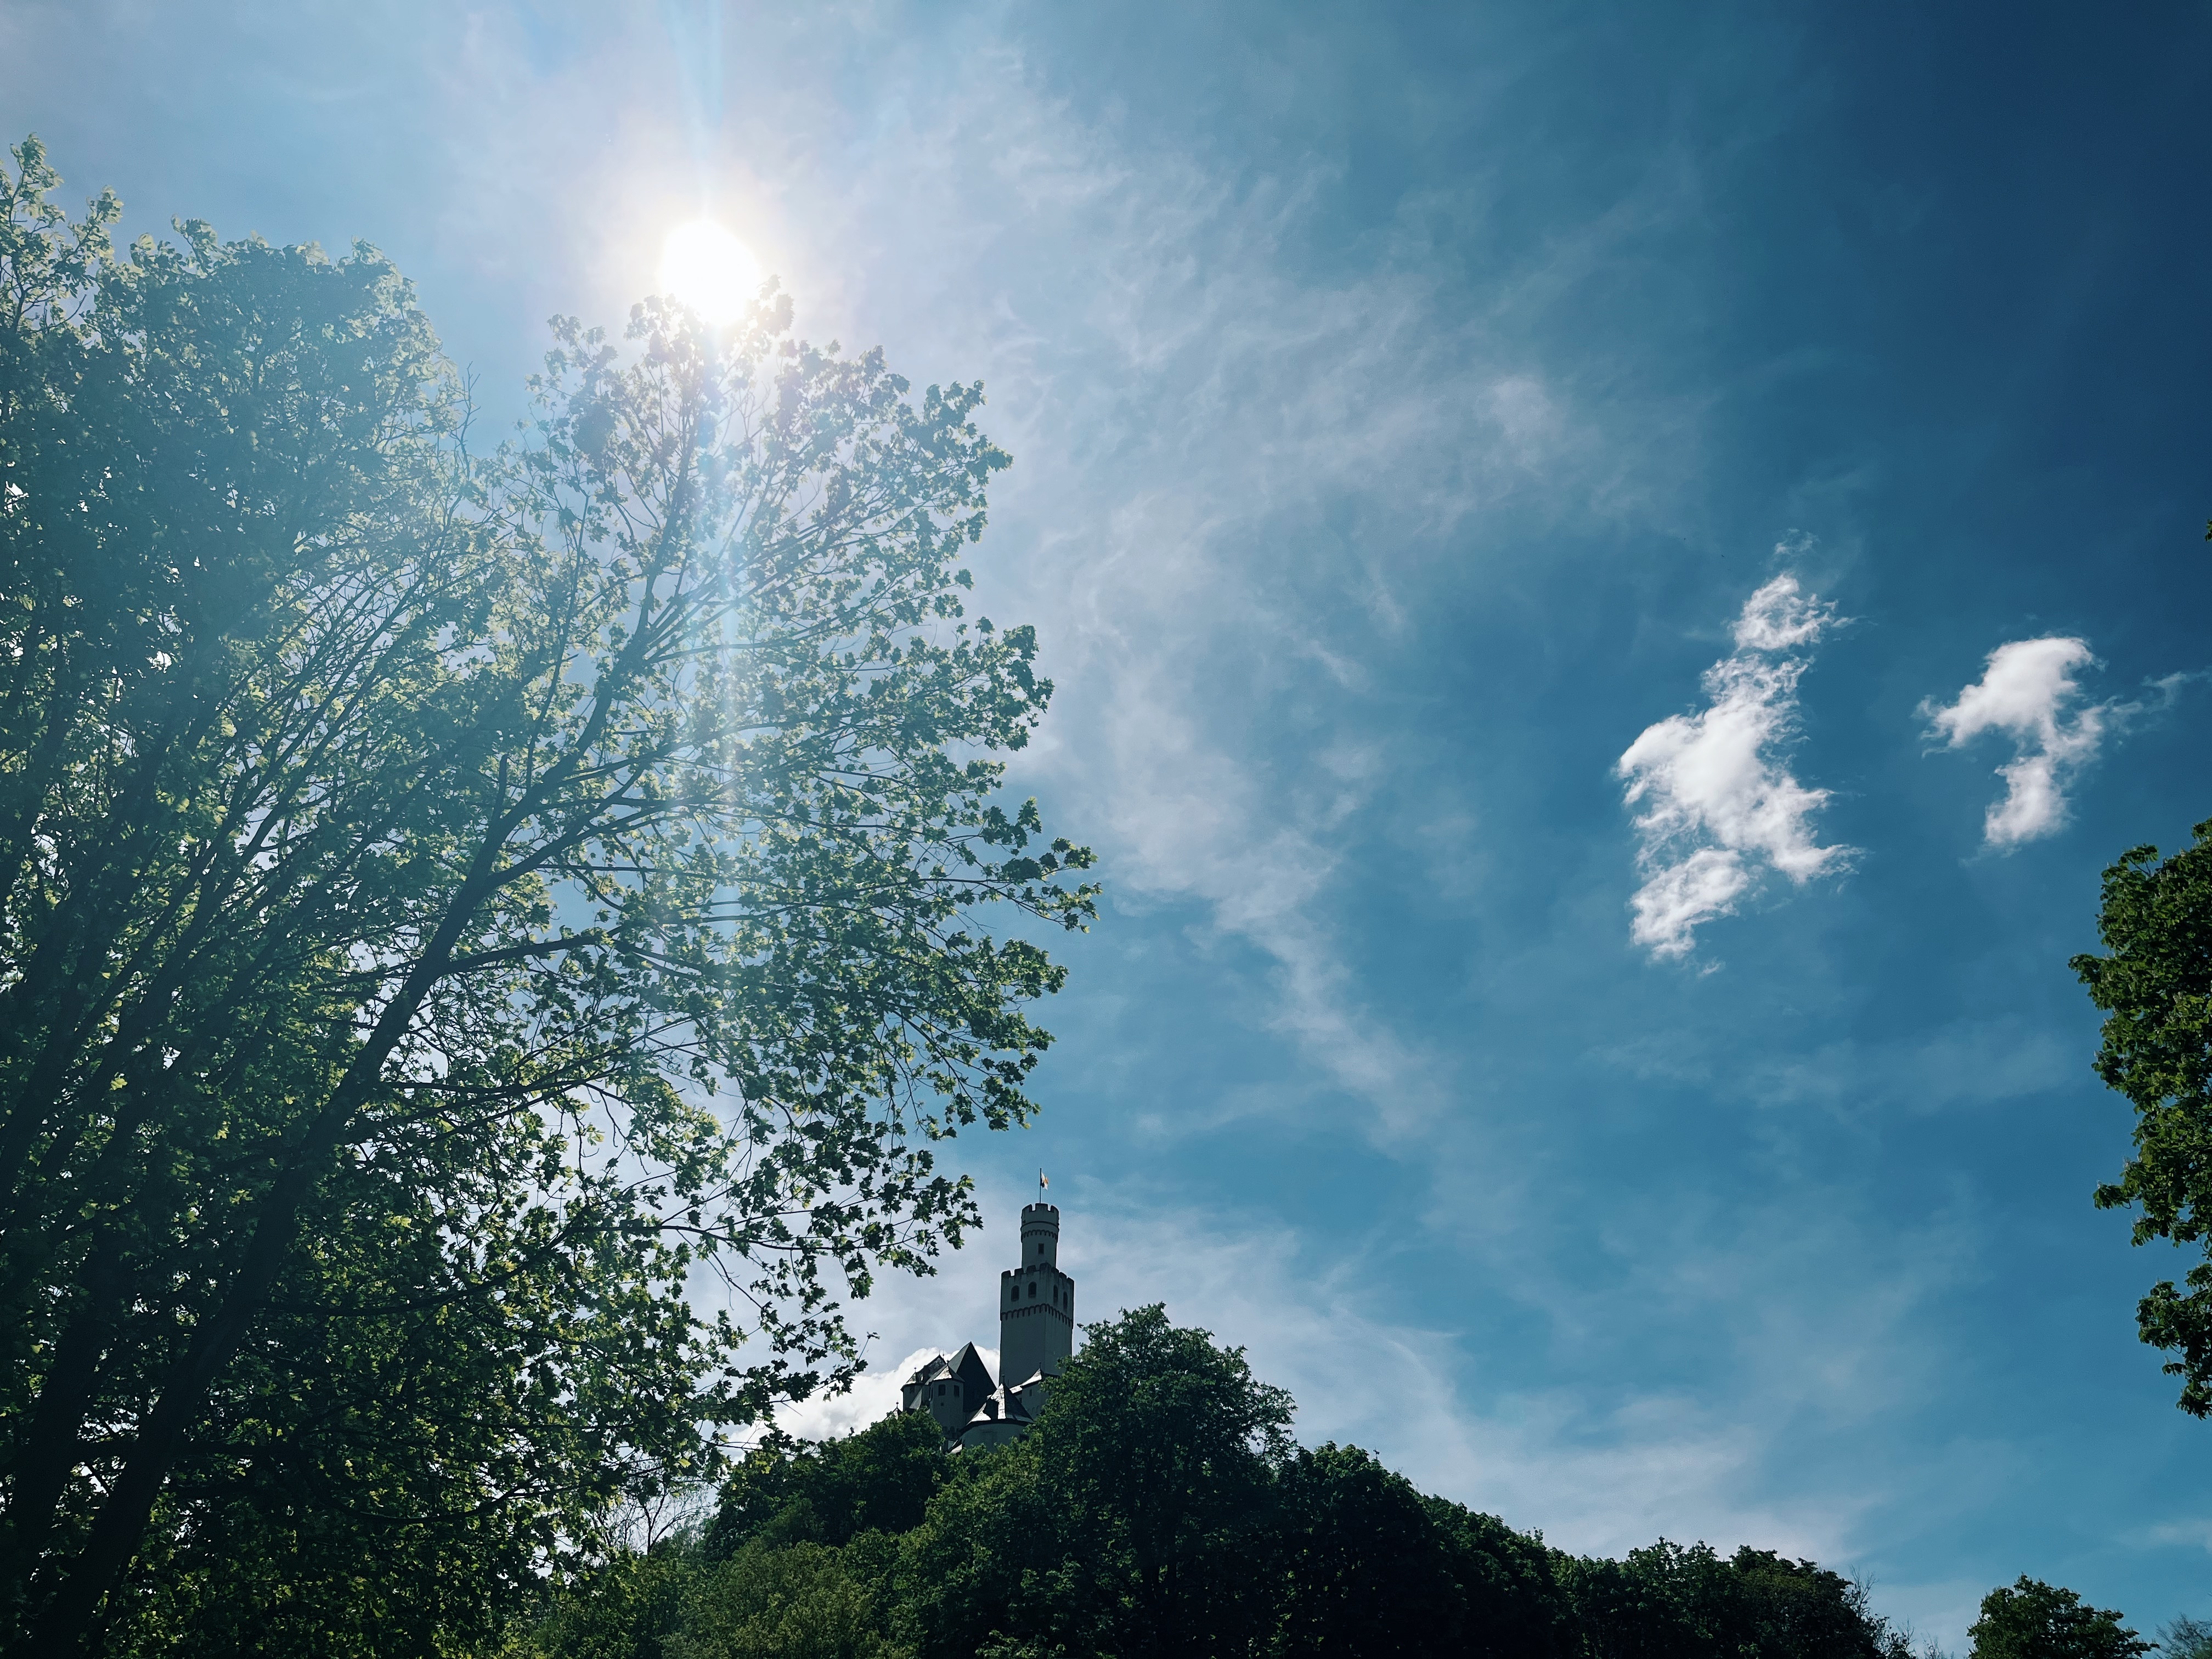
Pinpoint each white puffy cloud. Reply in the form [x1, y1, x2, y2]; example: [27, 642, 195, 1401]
[1920, 637, 2104, 849]
[777, 1344, 996, 1443]
[1617, 573, 1852, 958]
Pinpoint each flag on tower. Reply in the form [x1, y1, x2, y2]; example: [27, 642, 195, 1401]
[1039, 1169, 1048, 1194]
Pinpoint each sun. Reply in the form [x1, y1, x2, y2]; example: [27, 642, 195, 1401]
[658, 220, 763, 326]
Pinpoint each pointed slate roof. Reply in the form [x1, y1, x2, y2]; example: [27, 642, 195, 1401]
[945, 1340, 996, 1403]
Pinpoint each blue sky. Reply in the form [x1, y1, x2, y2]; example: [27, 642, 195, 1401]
[7, 2, 2211, 1645]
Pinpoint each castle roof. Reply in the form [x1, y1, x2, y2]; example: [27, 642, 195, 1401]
[905, 1353, 952, 1386]
[945, 1341, 996, 1401]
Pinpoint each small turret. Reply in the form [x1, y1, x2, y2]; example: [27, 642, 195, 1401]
[1020, 1202, 1060, 1269]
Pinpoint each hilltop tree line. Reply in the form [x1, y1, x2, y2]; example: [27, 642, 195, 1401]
[522, 1305, 2164, 1659]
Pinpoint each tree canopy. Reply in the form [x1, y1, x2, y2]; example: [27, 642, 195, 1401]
[2072, 820, 2212, 1415]
[0, 136, 1093, 1655]
[1966, 1578, 2147, 1659]
[524, 1306, 1926, 1659]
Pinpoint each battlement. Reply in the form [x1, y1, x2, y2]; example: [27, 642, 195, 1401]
[1019, 1203, 1060, 1269]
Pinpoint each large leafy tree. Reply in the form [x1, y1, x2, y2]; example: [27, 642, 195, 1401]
[1967, 1577, 2147, 1659]
[1271, 1443, 1578, 1659]
[0, 137, 1093, 1655]
[701, 1409, 946, 1558]
[893, 1306, 1580, 1659]
[900, 1304, 1295, 1659]
[2071, 820, 2212, 1415]
[1561, 1541, 1915, 1659]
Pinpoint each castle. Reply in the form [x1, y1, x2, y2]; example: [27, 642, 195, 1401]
[900, 1200, 1074, 1451]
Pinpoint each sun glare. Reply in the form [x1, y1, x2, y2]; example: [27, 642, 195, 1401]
[658, 220, 763, 326]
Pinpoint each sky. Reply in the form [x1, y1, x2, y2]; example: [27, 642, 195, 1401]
[5, 2, 2211, 1646]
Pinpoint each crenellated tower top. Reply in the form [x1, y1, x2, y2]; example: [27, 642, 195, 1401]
[1019, 1201, 1060, 1269]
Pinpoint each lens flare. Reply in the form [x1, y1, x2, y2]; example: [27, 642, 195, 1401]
[658, 220, 762, 325]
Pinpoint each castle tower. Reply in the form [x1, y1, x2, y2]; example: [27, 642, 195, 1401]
[999, 1201, 1075, 1386]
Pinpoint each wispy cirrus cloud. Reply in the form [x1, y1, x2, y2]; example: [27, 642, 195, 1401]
[1617, 572, 1852, 959]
